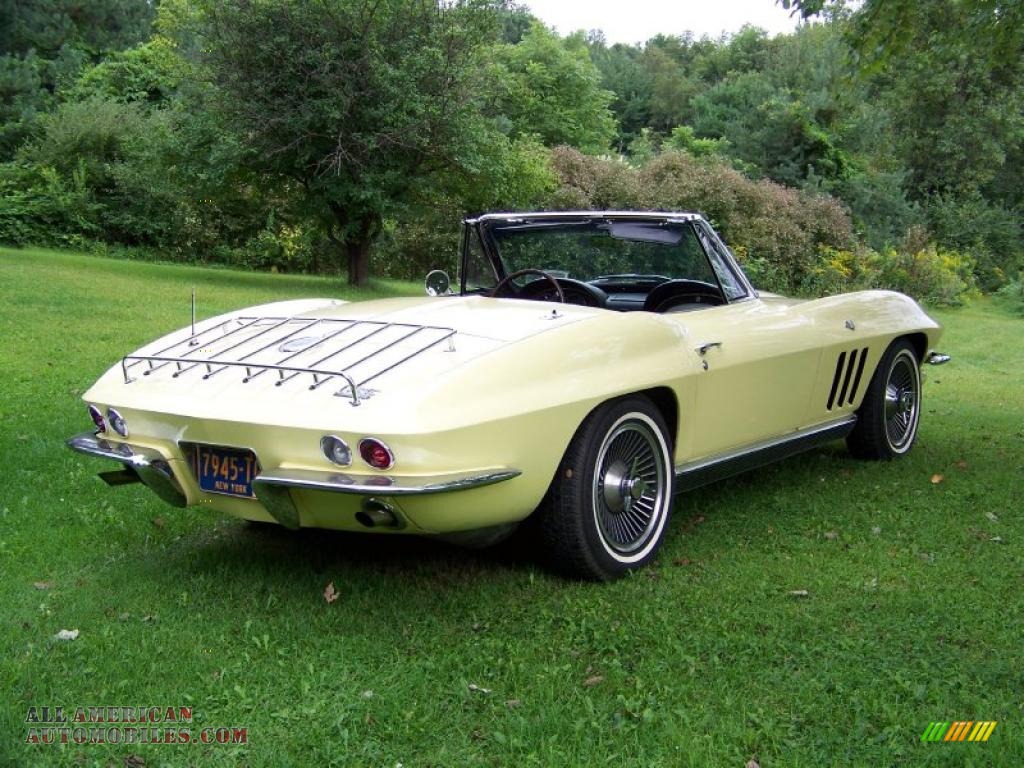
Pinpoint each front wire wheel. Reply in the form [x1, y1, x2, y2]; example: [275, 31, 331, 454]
[538, 396, 674, 580]
[847, 339, 922, 460]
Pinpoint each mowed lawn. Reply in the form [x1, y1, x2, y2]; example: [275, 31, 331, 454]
[1, 247, 1021, 767]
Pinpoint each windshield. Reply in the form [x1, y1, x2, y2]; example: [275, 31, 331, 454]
[485, 219, 719, 287]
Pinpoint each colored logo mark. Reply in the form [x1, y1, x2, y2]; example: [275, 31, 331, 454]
[921, 721, 997, 742]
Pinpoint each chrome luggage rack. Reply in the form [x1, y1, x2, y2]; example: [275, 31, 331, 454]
[121, 316, 457, 405]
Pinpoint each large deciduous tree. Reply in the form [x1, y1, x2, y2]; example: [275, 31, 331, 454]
[195, 0, 500, 286]
[0, 0, 154, 158]
[486, 23, 616, 154]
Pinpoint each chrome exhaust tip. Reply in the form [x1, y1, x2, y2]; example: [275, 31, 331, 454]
[356, 499, 399, 529]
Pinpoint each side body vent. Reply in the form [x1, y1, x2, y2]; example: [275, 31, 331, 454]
[826, 347, 869, 410]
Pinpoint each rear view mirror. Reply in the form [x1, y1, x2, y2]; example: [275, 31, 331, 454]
[424, 270, 452, 296]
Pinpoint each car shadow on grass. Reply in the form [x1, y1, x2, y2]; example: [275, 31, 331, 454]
[149, 444, 850, 585]
[84, 443, 866, 626]
[159, 514, 544, 590]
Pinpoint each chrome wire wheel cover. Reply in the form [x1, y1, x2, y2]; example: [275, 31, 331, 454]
[883, 350, 920, 452]
[592, 414, 670, 559]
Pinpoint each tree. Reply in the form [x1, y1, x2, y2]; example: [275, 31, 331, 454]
[487, 23, 616, 154]
[192, 0, 502, 286]
[0, 0, 155, 157]
[780, 0, 1024, 69]
[587, 39, 653, 151]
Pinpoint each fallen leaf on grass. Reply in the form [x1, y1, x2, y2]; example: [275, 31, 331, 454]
[323, 582, 339, 604]
[152, 517, 165, 529]
[673, 558, 691, 567]
[788, 590, 810, 598]
[930, 474, 944, 485]
[468, 683, 492, 694]
[53, 629, 79, 641]
[124, 755, 145, 768]
[985, 511, 999, 523]
[582, 675, 604, 688]
[991, 536, 1004, 544]
[33, 581, 53, 590]
[746, 759, 760, 768]
[824, 530, 839, 540]
[360, 690, 374, 700]
[871, 526, 882, 535]
[955, 459, 969, 470]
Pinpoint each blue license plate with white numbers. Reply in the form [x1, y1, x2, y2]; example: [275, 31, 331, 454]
[194, 445, 259, 498]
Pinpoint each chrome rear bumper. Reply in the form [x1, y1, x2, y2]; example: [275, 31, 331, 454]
[67, 432, 521, 529]
[66, 432, 187, 508]
[253, 468, 521, 529]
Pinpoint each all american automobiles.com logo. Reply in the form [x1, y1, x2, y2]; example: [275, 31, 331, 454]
[24, 706, 248, 746]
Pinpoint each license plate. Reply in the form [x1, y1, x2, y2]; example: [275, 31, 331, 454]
[194, 445, 259, 498]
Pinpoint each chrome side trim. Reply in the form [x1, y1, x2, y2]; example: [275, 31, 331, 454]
[66, 432, 187, 508]
[926, 352, 951, 365]
[674, 417, 857, 492]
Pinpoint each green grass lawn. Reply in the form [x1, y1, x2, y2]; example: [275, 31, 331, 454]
[1, 246, 1021, 767]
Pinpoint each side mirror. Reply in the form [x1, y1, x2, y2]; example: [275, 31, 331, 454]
[424, 269, 452, 296]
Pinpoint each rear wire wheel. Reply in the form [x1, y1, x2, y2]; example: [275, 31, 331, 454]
[537, 396, 674, 580]
[847, 339, 922, 460]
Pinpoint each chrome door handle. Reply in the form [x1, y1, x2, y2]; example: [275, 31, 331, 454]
[695, 341, 722, 356]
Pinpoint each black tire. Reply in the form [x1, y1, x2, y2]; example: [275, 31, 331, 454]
[536, 396, 674, 580]
[846, 339, 922, 460]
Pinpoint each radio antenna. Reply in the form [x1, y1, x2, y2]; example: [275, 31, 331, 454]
[189, 287, 198, 345]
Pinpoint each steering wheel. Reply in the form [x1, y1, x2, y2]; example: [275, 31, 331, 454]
[489, 268, 565, 303]
[643, 279, 725, 313]
[520, 277, 607, 307]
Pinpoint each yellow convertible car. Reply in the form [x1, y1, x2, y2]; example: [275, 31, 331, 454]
[67, 211, 949, 580]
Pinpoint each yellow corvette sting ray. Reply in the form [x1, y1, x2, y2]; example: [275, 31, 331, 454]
[67, 211, 949, 580]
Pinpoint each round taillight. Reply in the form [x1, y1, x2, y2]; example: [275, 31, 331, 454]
[359, 438, 394, 470]
[88, 405, 106, 433]
[320, 435, 351, 466]
[107, 408, 128, 438]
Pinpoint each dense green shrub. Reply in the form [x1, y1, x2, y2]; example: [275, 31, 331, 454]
[544, 146, 978, 303]
[805, 244, 976, 305]
[924, 193, 1022, 292]
[0, 162, 100, 246]
[546, 147, 854, 293]
[372, 208, 462, 282]
[995, 279, 1024, 316]
[0, 92, 302, 264]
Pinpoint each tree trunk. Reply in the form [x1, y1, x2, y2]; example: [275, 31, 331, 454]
[328, 204, 378, 287]
[346, 237, 371, 287]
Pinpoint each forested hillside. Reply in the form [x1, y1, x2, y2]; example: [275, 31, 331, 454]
[1, 0, 1020, 303]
